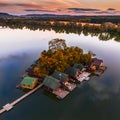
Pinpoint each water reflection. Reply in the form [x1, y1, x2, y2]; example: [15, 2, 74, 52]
[0, 28, 120, 120]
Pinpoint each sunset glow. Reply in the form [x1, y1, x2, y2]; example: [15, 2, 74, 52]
[0, 0, 120, 15]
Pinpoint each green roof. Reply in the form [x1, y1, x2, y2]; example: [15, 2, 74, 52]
[52, 71, 68, 82]
[73, 63, 84, 71]
[21, 77, 37, 86]
[43, 76, 60, 90]
[66, 66, 79, 77]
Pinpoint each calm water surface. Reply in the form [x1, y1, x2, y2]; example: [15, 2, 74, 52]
[0, 27, 120, 120]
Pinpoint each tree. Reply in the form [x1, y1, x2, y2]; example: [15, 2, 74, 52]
[33, 39, 93, 77]
[101, 22, 116, 32]
[48, 38, 67, 53]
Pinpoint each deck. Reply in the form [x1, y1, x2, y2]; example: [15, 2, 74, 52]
[64, 82, 77, 91]
[52, 88, 70, 99]
[76, 72, 91, 82]
[0, 83, 43, 115]
[93, 66, 107, 76]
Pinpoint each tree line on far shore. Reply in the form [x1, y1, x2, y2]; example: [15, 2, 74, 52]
[0, 18, 120, 41]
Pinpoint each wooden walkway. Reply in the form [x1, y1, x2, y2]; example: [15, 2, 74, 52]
[76, 72, 91, 82]
[53, 88, 69, 99]
[0, 83, 43, 115]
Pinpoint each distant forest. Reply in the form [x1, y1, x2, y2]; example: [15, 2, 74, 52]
[0, 14, 120, 24]
[0, 16, 120, 41]
[31, 16, 120, 24]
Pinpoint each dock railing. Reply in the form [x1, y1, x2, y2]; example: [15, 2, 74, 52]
[0, 83, 43, 115]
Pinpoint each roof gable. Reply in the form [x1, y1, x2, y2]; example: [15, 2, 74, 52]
[52, 71, 68, 82]
[21, 77, 37, 86]
[73, 63, 84, 71]
[66, 66, 79, 77]
[43, 76, 60, 90]
[92, 58, 103, 66]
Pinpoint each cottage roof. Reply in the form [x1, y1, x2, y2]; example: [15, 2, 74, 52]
[43, 76, 60, 90]
[52, 71, 68, 82]
[92, 58, 103, 66]
[73, 63, 84, 71]
[21, 77, 37, 86]
[66, 66, 79, 77]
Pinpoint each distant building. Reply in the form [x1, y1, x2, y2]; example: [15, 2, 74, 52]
[21, 77, 38, 89]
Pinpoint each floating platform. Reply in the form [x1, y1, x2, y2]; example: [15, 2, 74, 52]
[64, 82, 77, 91]
[93, 66, 107, 76]
[0, 84, 43, 115]
[76, 72, 91, 82]
[52, 88, 70, 99]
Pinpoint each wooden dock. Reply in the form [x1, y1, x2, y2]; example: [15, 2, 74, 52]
[64, 82, 77, 91]
[93, 66, 107, 76]
[53, 88, 69, 99]
[76, 72, 91, 82]
[0, 83, 43, 115]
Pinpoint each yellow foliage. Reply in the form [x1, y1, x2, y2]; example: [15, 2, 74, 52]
[34, 39, 92, 76]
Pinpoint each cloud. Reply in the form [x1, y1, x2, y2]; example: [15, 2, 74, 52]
[24, 9, 55, 12]
[67, 7, 120, 15]
[107, 8, 116, 11]
[15, 2, 40, 8]
[0, 1, 119, 15]
[95, 10, 120, 15]
[67, 8, 101, 14]
[57, 9, 62, 12]
[68, 8, 100, 12]
[95, 11, 111, 14]
[0, 2, 41, 8]
[0, 2, 12, 7]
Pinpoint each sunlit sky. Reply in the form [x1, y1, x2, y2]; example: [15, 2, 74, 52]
[0, 0, 120, 15]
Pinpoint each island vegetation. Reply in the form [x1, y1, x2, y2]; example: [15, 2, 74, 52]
[21, 38, 106, 99]
[26, 38, 92, 78]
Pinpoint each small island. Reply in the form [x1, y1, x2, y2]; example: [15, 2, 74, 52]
[21, 38, 107, 99]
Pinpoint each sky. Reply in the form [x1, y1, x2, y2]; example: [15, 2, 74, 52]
[0, 0, 120, 15]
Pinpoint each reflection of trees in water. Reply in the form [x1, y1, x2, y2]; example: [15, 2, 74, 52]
[99, 33, 112, 41]
[0, 20, 120, 42]
[114, 35, 120, 42]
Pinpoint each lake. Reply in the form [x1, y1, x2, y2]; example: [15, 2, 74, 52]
[0, 27, 120, 120]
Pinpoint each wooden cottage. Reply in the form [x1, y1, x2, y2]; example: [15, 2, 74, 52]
[66, 66, 81, 80]
[52, 71, 70, 83]
[43, 76, 69, 99]
[88, 58, 103, 71]
[43, 76, 61, 91]
[73, 63, 85, 71]
[21, 77, 38, 89]
[52, 71, 76, 91]
[66, 66, 90, 82]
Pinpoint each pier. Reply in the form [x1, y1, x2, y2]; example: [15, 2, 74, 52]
[0, 83, 43, 115]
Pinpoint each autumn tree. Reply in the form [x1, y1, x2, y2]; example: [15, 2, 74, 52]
[48, 38, 67, 53]
[33, 39, 93, 78]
